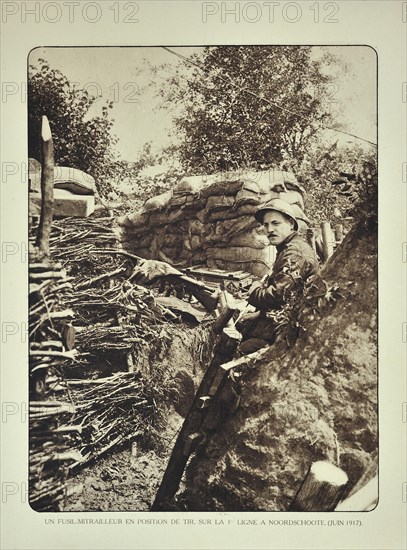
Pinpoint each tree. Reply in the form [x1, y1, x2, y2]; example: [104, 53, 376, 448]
[159, 46, 341, 174]
[28, 59, 118, 196]
[297, 141, 377, 224]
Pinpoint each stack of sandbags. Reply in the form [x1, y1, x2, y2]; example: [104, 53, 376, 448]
[118, 170, 309, 277]
[29, 160, 96, 218]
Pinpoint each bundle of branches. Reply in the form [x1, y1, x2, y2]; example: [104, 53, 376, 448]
[29, 262, 77, 394]
[62, 372, 166, 467]
[29, 400, 80, 511]
[67, 280, 168, 329]
[49, 216, 129, 281]
[29, 259, 79, 511]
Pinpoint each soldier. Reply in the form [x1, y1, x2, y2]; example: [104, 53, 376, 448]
[237, 198, 320, 354]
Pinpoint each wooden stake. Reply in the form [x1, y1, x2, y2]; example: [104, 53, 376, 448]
[306, 228, 316, 252]
[334, 223, 344, 244]
[320, 222, 335, 260]
[289, 461, 349, 512]
[35, 115, 55, 261]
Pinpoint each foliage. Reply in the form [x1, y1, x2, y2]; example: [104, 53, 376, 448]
[155, 46, 377, 226]
[297, 142, 377, 224]
[112, 145, 185, 212]
[28, 59, 119, 197]
[158, 46, 341, 174]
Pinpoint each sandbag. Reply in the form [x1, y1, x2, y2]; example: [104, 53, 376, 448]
[234, 181, 262, 207]
[144, 191, 172, 211]
[134, 232, 156, 248]
[159, 233, 184, 248]
[188, 219, 204, 236]
[215, 229, 269, 249]
[260, 190, 305, 211]
[240, 170, 303, 196]
[173, 174, 219, 196]
[190, 235, 203, 251]
[160, 246, 192, 263]
[211, 216, 259, 239]
[173, 174, 242, 198]
[131, 247, 155, 260]
[205, 195, 236, 216]
[290, 204, 310, 224]
[166, 195, 188, 209]
[206, 245, 273, 264]
[149, 209, 184, 226]
[200, 179, 243, 199]
[206, 204, 258, 222]
[118, 211, 150, 228]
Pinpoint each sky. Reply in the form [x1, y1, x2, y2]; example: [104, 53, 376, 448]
[29, 46, 377, 162]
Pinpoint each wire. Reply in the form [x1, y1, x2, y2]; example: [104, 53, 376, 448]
[161, 46, 377, 148]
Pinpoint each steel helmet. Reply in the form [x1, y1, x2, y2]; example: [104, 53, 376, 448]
[254, 198, 299, 231]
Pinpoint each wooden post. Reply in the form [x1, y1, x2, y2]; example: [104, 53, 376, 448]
[35, 115, 54, 261]
[334, 223, 344, 244]
[289, 461, 349, 512]
[306, 228, 316, 252]
[320, 222, 334, 260]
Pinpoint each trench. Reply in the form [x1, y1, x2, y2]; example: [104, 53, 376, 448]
[63, 323, 213, 512]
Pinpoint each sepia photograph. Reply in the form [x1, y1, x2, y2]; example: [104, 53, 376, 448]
[27, 45, 378, 514]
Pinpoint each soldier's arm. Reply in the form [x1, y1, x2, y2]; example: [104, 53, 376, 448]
[247, 250, 303, 310]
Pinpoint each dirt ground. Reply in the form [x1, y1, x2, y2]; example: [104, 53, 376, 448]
[64, 415, 183, 512]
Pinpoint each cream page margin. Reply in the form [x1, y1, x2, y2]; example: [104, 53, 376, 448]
[0, 1, 406, 549]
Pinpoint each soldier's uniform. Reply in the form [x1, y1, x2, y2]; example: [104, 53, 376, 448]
[237, 200, 320, 354]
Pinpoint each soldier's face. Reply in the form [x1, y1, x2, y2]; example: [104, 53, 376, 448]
[262, 211, 295, 246]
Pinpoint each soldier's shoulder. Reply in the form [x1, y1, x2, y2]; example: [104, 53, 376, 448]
[286, 234, 313, 252]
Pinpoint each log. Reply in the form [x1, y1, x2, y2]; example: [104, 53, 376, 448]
[30, 262, 62, 272]
[289, 461, 348, 511]
[29, 271, 67, 281]
[75, 267, 126, 290]
[127, 352, 134, 373]
[30, 350, 77, 360]
[61, 322, 76, 351]
[35, 115, 54, 260]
